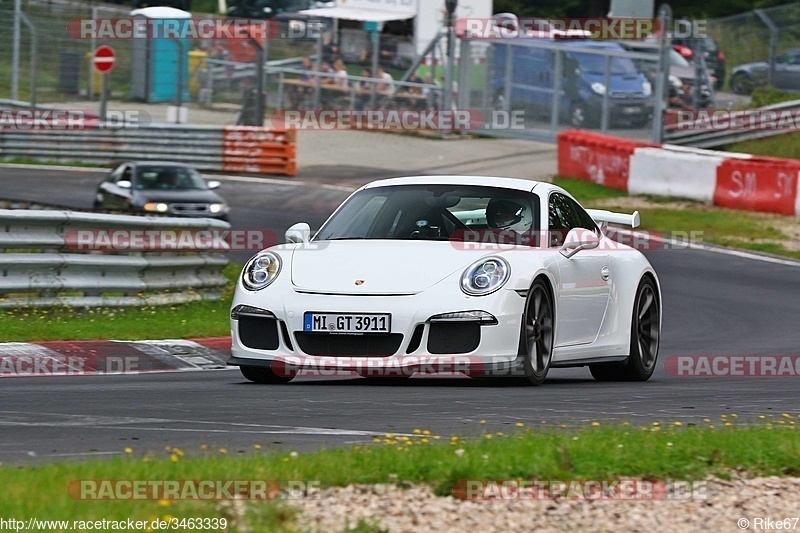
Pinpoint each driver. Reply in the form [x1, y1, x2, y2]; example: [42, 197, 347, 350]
[486, 199, 533, 234]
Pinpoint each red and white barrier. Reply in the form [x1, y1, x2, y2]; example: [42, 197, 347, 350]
[557, 130, 800, 216]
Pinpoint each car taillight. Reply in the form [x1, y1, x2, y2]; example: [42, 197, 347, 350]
[675, 45, 693, 59]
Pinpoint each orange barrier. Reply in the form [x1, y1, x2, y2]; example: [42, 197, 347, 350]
[221, 127, 297, 176]
[557, 130, 655, 192]
[714, 157, 800, 216]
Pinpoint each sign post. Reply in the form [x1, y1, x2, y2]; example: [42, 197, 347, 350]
[93, 45, 116, 123]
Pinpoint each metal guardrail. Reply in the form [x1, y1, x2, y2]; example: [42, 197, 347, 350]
[0, 209, 231, 308]
[664, 99, 800, 148]
[0, 125, 297, 176]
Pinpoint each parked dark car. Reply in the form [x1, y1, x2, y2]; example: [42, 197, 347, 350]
[672, 36, 725, 90]
[94, 162, 229, 221]
[619, 42, 712, 108]
[729, 48, 800, 95]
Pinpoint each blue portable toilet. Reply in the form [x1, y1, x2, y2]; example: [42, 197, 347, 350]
[129, 6, 191, 103]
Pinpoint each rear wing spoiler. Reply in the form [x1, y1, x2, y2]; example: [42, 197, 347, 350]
[586, 209, 640, 230]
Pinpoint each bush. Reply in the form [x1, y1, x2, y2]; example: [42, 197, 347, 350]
[750, 85, 800, 108]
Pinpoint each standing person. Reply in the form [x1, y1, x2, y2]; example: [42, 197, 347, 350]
[356, 68, 373, 110]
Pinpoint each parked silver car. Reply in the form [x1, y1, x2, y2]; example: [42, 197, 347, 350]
[730, 48, 800, 95]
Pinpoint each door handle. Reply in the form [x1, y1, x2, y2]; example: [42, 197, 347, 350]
[601, 266, 611, 281]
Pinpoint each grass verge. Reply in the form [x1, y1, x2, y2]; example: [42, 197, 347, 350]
[1, 421, 798, 530]
[724, 131, 800, 160]
[0, 264, 239, 343]
[554, 177, 800, 260]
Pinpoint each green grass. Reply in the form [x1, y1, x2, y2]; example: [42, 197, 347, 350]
[1, 422, 799, 530]
[0, 264, 240, 343]
[554, 177, 800, 260]
[725, 131, 800, 160]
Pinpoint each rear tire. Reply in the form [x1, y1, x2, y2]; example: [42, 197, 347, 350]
[240, 365, 292, 384]
[590, 277, 660, 382]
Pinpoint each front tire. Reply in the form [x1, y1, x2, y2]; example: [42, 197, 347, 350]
[240, 365, 292, 384]
[590, 277, 660, 382]
[519, 279, 555, 386]
[729, 72, 754, 95]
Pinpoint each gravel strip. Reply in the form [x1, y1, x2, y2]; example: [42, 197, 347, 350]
[293, 476, 800, 532]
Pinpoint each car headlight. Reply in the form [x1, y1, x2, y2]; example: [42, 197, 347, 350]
[460, 257, 510, 296]
[209, 203, 228, 214]
[642, 81, 652, 96]
[669, 74, 683, 90]
[591, 82, 606, 95]
[242, 252, 282, 291]
[144, 202, 169, 213]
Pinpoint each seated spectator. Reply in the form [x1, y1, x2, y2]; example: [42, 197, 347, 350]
[320, 60, 336, 85]
[408, 69, 425, 94]
[356, 68, 373, 110]
[376, 66, 394, 93]
[332, 59, 349, 88]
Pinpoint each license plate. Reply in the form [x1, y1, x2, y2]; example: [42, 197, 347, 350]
[304, 313, 391, 334]
[622, 106, 642, 114]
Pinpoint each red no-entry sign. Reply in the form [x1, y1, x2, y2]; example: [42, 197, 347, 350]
[93, 45, 116, 74]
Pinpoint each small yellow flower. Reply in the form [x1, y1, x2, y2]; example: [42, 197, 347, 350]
[413, 429, 422, 434]
[423, 430, 431, 436]
[253, 444, 262, 450]
[759, 415, 766, 419]
[165, 446, 171, 451]
[354, 446, 361, 451]
[158, 499, 170, 507]
[373, 437, 381, 443]
[732, 414, 738, 418]
[725, 422, 733, 426]
[709, 425, 715, 429]
[622, 421, 630, 426]
[170, 454, 179, 462]
[591, 421, 600, 427]
[703, 418, 711, 423]
[124, 447, 133, 454]
[673, 421, 682, 427]
[421, 438, 429, 444]
[142, 457, 149, 462]
[782, 413, 793, 419]
[433, 436, 440, 440]
[515, 422, 524, 428]
[201, 445, 208, 450]
[496, 432, 504, 436]
[480, 420, 486, 424]
[652, 422, 660, 426]
[219, 448, 228, 454]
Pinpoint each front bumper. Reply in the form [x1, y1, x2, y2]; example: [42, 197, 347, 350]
[229, 283, 527, 377]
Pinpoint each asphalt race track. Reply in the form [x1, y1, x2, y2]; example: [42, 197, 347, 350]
[1, 166, 799, 462]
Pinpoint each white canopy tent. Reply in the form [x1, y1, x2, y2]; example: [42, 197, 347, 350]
[299, 6, 414, 23]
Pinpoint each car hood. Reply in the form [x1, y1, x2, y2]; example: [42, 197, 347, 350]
[290, 240, 499, 294]
[582, 71, 647, 93]
[133, 189, 225, 204]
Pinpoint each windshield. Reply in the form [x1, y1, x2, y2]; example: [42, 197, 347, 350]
[670, 50, 691, 67]
[570, 50, 639, 75]
[315, 185, 541, 244]
[134, 166, 208, 191]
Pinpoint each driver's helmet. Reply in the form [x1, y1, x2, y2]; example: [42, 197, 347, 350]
[486, 199, 532, 233]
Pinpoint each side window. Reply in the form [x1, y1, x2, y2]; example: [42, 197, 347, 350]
[107, 165, 124, 183]
[548, 193, 598, 246]
[120, 165, 132, 183]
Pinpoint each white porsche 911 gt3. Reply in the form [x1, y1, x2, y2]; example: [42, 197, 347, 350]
[228, 176, 661, 385]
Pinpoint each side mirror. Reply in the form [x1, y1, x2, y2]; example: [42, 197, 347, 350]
[286, 222, 311, 244]
[117, 180, 132, 189]
[560, 228, 600, 259]
[207, 180, 221, 190]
